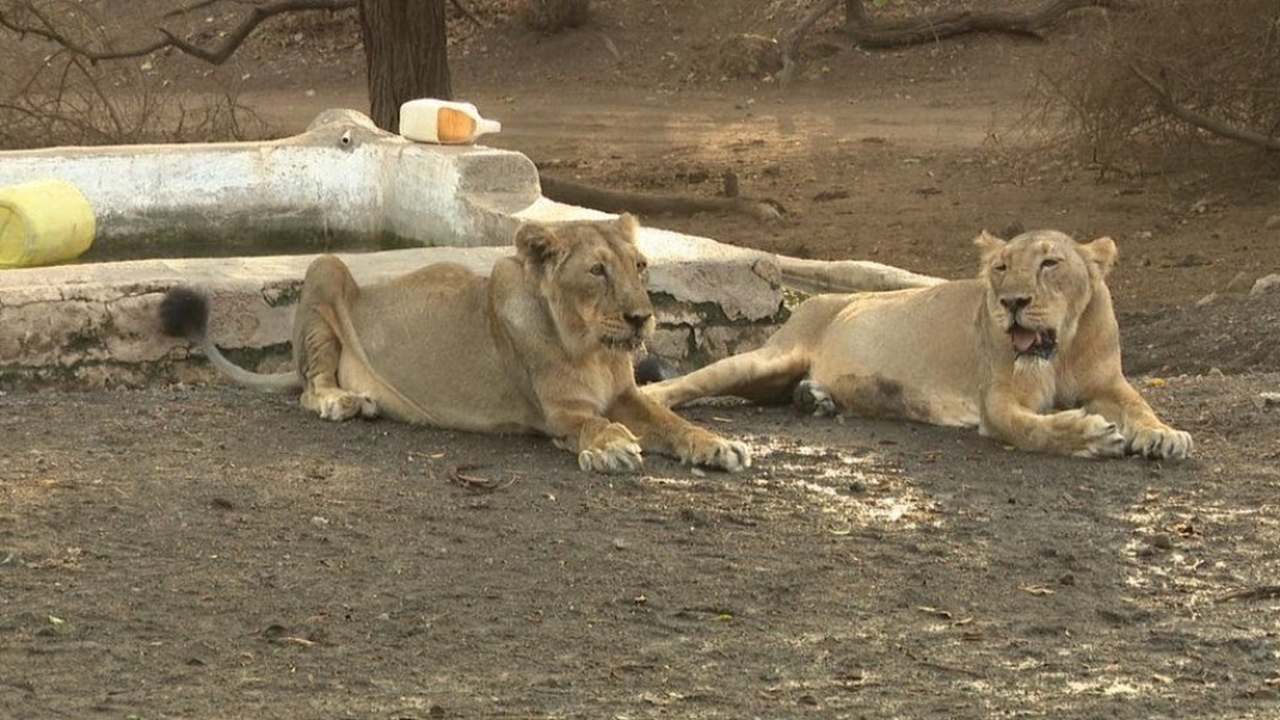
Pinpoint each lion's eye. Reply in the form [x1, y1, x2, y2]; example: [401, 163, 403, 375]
[992, 262, 1008, 273]
[589, 263, 607, 277]
[1041, 258, 1060, 270]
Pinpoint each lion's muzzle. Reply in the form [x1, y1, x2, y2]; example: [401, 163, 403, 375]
[998, 294, 1057, 359]
[1008, 322, 1057, 359]
[602, 311, 653, 351]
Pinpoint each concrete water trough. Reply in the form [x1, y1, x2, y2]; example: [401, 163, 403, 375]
[0, 109, 789, 389]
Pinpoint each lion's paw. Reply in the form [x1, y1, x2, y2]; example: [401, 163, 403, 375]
[679, 430, 752, 473]
[317, 391, 378, 422]
[1063, 409, 1126, 458]
[1128, 425, 1193, 460]
[794, 379, 838, 418]
[578, 423, 644, 474]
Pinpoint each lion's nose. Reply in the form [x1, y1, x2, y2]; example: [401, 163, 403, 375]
[1000, 295, 1031, 313]
[625, 312, 653, 331]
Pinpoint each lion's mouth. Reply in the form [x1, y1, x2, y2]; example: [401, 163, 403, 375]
[1008, 323, 1057, 359]
[604, 334, 646, 352]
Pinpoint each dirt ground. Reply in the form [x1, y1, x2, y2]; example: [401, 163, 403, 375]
[4, 2, 1280, 718]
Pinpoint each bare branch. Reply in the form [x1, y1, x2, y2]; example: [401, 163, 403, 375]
[0, 0, 357, 65]
[777, 0, 840, 88]
[1130, 64, 1280, 151]
[450, 0, 485, 28]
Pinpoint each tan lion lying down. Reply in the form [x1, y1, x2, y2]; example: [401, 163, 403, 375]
[160, 215, 750, 473]
[645, 230, 1192, 460]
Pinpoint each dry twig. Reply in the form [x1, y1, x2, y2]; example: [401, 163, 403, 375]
[1216, 585, 1280, 604]
[447, 464, 516, 492]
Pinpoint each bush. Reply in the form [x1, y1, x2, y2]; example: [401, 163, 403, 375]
[0, 53, 268, 149]
[0, 2, 269, 149]
[521, 0, 591, 33]
[1036, 0, 1280, 172]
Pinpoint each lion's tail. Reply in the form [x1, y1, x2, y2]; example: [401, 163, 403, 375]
[159, 287, 303, 393]
[776, 255, 945, 294]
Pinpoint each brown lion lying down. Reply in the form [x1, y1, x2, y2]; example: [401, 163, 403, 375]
[645, 230, 1192, 460]
[161, 215, 750, 473]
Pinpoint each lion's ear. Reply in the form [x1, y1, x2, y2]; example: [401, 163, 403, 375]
[514, 221, 565, 270]
[973, 230, 1005, 257]
[617, 213, 640, 243]
[1079, 236, 1118, 277]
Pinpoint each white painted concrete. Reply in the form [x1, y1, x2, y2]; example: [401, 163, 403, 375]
[0, 109, 541, 253]
[0, 109, 787, 388]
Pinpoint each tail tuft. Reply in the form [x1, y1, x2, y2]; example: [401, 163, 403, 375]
[159, 287, 210, 341]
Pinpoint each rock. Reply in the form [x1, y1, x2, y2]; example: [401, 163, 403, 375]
[1250, 273, 1280, 296]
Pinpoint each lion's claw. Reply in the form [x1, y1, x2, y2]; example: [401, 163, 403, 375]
[681, 434, 752, 473]
[1069, 411, 1126, 458]
[314, 391, 378, 421]
[1128, 426, 1193, 460]
[578, 423, 644, 474]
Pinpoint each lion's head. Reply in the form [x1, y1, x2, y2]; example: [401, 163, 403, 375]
[976, 229, 1117, 362]
[515, 213, 654, 356]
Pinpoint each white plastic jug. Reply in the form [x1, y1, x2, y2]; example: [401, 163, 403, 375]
[399, 99, 502, 145]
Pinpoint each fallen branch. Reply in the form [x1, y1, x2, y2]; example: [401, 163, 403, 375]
[1130, 64, 1280, 151]
[779, 0, 1130, 85]
[539, 172, 784, 222]
[845, 0, 1131, 49]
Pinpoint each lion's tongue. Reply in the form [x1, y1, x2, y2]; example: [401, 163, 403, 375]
[1011, 327, 1038, 353]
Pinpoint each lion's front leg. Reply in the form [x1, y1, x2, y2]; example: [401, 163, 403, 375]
[543, 403, 644, 473]
[982, 395, 1126, 458]
[294, 256, 379, 423]
[610, 390, 752, 472]
[1084, 379, 1192, 460]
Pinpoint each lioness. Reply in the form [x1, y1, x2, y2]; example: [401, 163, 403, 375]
[644, 230, 1192, 460]
[160, 215, 750, 473]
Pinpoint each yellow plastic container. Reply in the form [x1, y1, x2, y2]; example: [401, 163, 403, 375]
[0, 179, 96, 268]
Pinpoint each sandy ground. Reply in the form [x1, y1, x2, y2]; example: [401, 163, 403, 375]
[4, 1, 1280, 718]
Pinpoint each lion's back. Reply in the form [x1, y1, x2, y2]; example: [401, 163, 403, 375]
[346, 265, 542, 432]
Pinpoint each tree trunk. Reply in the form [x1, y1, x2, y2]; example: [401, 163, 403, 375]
[358, 0, 452, 133]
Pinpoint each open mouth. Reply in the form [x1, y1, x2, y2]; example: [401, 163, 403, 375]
[1008, 323, 1057, 359]
[605, 334, 646, 352]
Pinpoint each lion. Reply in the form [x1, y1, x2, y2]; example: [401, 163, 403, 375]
[644, 229, 1192, 460]
[159, 214, 750, 473]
